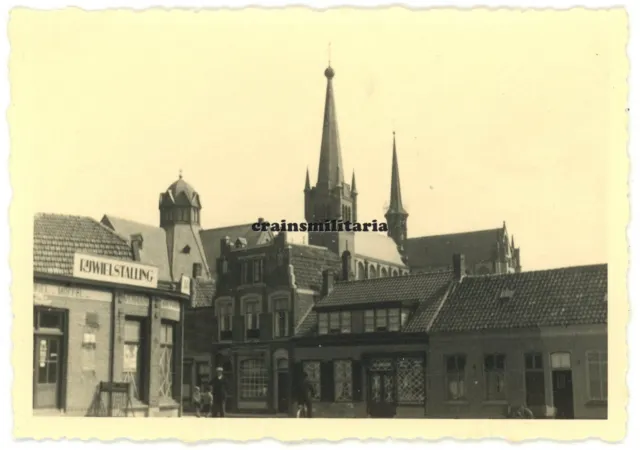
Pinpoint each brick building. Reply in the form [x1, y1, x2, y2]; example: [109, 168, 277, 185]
[207, 231, 341, 415]
[292, 256, 607, 419]
[33, 213, 190, 417]
[427, 261, 608, 419]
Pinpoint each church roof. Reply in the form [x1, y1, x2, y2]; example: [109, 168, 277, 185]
[353, 232, 407, 266]
[199, 222, 274, 270]
[404, 228, 502, 271]
[162, 174, 201, 207]
[100, 215, 172, 282]
[430, 264, 608, 333]
[316, 65, 345, 190]
[34, 213, 133, 276]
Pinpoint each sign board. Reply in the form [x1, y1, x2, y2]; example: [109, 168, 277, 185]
[180, 275, 191, 296]
[39, 340, 47, 368]
[73, 253, 158, 289]
[123, 345, 138, 372]
[34, 282, 112, 304]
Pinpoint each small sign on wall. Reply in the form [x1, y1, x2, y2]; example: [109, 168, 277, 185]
[73, 253, 159, 289]
[39, 340, 47, 368]
[82, 333, 97, 372]
[180, 275, 191, 296]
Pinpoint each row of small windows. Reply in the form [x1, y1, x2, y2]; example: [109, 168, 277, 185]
[216, 298, 290, 340]
[317, 307, 412, 335]
[161, 207, 200, 224]
[444, 351, 607, 403]
[356, 263, 408, 280]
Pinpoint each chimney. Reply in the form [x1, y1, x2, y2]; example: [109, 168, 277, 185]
[220, 236, 231, 254]
[258, 217, 264, 223]
[453, 253, 466, 282]
[321, 269, 334, 296]
[130, 233, 144, 261]
[341, 250, 352, 281]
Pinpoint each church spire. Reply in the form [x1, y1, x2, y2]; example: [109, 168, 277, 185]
[316, 64, 344, 190]
[385, 131, 409, 248]
[351, 170, 357, 194]
[304, 167, 311, 191]
[387, 132, 407, 215]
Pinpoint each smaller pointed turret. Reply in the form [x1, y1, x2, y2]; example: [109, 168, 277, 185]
[351, 170, 357, 194]
[304, 168, 311, 191]
[385, 131, 409, 247]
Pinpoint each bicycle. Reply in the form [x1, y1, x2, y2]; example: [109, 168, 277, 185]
[296, 403, 308, 418]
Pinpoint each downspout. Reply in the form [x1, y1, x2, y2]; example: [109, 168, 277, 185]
[108, 290, 117, 416]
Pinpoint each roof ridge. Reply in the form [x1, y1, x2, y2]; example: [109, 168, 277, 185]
[333, 269, 452, 286]
[407, 228, 501, 240]
[465, 263, 607, 280]
[201, 222, 257, 233]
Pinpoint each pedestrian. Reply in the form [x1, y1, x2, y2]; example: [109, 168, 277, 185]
[201, 386, 213, 418]
[192, 386, 202, 418]
[210, 366, 227, 417]
[296, 371, 315, 418]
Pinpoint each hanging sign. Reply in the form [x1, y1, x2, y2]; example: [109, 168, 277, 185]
[180, 275, 191, 296]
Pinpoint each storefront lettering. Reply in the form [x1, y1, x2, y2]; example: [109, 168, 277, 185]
[73, 253, 159, 289]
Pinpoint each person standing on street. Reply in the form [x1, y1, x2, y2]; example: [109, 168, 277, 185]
[211, 366, 227, 417]
[296, 371, 315, 418]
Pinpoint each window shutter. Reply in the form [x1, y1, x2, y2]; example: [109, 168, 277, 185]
[352, 360, 363, 401]
[259, 312, 273, 341]
[232, 315, 244, 342]
[320, 361, 334, 402]
[211, 315, 219, 343]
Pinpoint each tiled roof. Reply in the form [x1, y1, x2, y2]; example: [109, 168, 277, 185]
[192, 278, 216, 308]
[354, 232, 407, 266]
[404, 228, 501, 271]
[34, 213, 133, 276]
[317, 270, 453, 308]
[430, 264, 608, 333]
[200, 222, 273, 271]
[100, 215, 172, 281]
[288, 243, 342, 291]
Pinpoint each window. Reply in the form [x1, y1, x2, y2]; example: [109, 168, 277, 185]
[340, 311, 351, 333]
[218, 302, 233, 341]
[388, 309, 400, 331]
[484, 354, 506, 401]
[397, 357, 425, 404]
[244, 301, 260, 339]
[158, 322, 175, 400]
[123, 319, 145, 401]
[550, 352, 571, 370]
[239, 359, 267, 399]
[303, 361, 321, 401]
[240, 261, 250, 284]
[375, 309, 387, 330]
[445, 355, 466, 401]
[524, 352, 545, 407]
[364, 310, 375, 332]
[318, 313, 329, 335]
[273, 298, 289, 338]
[586, 351, 608, 401]
[35, 309, 64, 330]
[400, 308, 411, 327]
[334, 360, 353, 401]
[252, 259, 264, 283]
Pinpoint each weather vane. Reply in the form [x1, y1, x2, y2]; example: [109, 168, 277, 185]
[179, 169, 183, 179]
[328, 42, 332, 66]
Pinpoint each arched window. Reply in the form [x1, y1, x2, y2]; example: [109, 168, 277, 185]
[392, 269, 399, 277]
[239, 359, 267, 400]
[357, 262, 366, 280]
[380, 267, 388, 278]
[369, 265, 377, 279]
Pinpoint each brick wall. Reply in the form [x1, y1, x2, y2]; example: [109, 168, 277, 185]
[428, 326, 607, 419]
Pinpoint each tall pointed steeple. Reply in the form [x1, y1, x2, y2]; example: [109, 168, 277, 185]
[316, 65, 344, 190]
[304, 168, 311, 191]
[385, 132, 409, 248]
[351, 170, 357, 194]
[387, 132, 407, 215]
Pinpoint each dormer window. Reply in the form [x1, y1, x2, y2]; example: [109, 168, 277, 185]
[499, 288, 515, 301]
[318, 311, 351, 335]
[365, 308, 403, 332]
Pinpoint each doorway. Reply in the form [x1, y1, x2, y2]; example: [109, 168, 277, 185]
[34, 335, 63, 409]
[552, 370, 574, 419]
[367, 359, 396, 418]
[277, 371, 289, 414]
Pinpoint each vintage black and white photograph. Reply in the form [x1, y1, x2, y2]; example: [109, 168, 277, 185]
[8, 4, 628, 442]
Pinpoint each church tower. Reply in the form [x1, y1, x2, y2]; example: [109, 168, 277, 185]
[304, 65, 357, 256]
[159, 172, 210, 280]
[385, 132, 409, 250]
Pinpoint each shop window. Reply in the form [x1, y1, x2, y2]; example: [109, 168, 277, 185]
[158, 322, 175, 401]
[244, 300, 260, 339]
[397, 357, 425, 404]
[239, 359, 267, 400]
[302, 361, 321, 401]
[484, 354, 506, 401]
[218, 301, 233, 341]
[273, 298, 289, 338]
[586, 350, 608, 401]
[445, 354, 466, 401]
[123, 319, 146, 402]
[334, 360, 353, 401]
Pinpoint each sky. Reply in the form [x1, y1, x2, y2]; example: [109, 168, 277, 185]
[9, 8, 627, 271]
